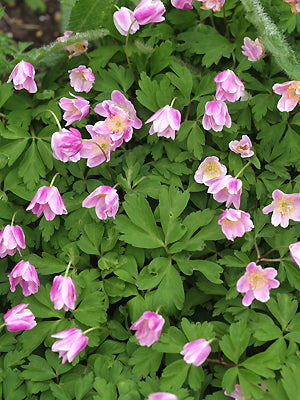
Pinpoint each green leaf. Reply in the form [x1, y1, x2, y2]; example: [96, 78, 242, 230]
[150, 41, 173, 76]
[161, 360, 190, 390]
[68, 0, 114, 31]
[222, 367, 238, 395]
[74, 291, 107, 326]
[154, 262, 184, 314]
[220, 321, 251, 364]
[187, 123, 205, 159]
[129, 347, 163, 379]
[159, 186, 189, 244]
[18, 142, 46, 190]
[0, 139, 28, 166]
[116, 193, 164, 249]
[241, 351, 281, 378]
[21, 355, 55, 381]
[153, 326, 187, 353]
[250, 313, 282, 341]
[166, 62, 193, 100]
[188, 365, 204, 391]
[136, 72, 160, 112]
[29, 252, 67, 275]
[74, 372, 94, 400]
[266, 293, 298, 330]
[0, 81, 13, 108]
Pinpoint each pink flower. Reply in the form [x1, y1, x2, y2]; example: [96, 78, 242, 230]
[80, 124, 121, 167]
[171, 0, 194, 9]
[202, 100, 231, 132]
[133, 0, 166, 25]
[51, 128, 82, 163]
[58, 31, 88, 59]
[242, 37, 265, 61]
[284, 0, 300, 13]
[7, 60, 37, 93]
[82, 186, 119, 220]
[50, 275, 77, 311]
[198, 0, 225, 12]
[4, 303, 36, 332]
[148, 393, 178, 400]
[272, 81, 300, 112]
[289, 241, 300, 267]
[92, 108, 134, 143]
[94, 90, 142, 130]
[194, 156, 227, 186]
[181, 338, 211, 366]
[207, 175, 242, 209]
[26, 186, 68, 221]
[130, 311, 165, 347]
[113, 7, 140, 36]
[229, 135, 254, 158]
[214, 70, 245, 103]
[225, 383, 266, 399]
[68, 65, 95, 93]
[237, 262, 279, 306]
[218, 209, 254, 241]
[262, 189, 300, 228]
[8, 261, 40, 296]
[0, 224, 26, 258]
[145, 105, 181, 140]
[59, 93, 89, 126]
[51, 328, 89, 364]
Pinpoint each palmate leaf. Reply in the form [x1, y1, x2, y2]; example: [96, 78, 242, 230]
[67, 0, 114, 31]
[115, 193, 164, 249]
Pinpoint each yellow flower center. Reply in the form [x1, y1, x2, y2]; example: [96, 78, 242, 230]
[92, 135, 111, 156]
[203, 161, 221, 180]
[71, 104, 79, 114]
[107, 115, 126, 134]
[274, 196, 295, 216]
[76, 71, 85, 80]
[222, 218, 239, 227]
[236, 144, 248, 151]
[286, 81, 300, 102]
[247, 270, 267, 289]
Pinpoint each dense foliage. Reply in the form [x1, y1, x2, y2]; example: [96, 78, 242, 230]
[0, 0, 300, 399]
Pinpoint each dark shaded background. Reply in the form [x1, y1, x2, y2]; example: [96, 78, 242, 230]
[0, 0, 60, 47]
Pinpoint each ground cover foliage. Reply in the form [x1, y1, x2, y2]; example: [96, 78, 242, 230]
[0, 0, 300, 399]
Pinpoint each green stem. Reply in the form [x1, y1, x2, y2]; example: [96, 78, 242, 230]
[170, 97, 177, 108]
[11, 211, 20, 225]
[83, 326, 110, 335]
[50, 172, 60, 187]
[82, 140, 115, 185]
[33, 109, 62, 131]
[64, 258, 75, 277]
[206, 358, 237, 367]
[125, 19, 137, 83]
[240, 0, 300, 79]
[259, 258, 282, 262]
[235, 161, 252, 179]
[223, 3, 230, 39]
[261, 245, 289, 258]
[0, 323, 6, 330]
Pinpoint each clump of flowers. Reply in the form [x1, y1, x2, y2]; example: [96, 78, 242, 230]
[214, 69, 245, 103]
[262, 189, 300, 228]
[237, 262, 280, 306]
[130, 311, 165, 346]
[242, 37, 265, 61]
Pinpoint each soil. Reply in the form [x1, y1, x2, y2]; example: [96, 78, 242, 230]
[0, 0, 61, 47]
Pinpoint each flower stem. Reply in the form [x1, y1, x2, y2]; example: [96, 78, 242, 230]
[125, 19, 137, 83]
[11, 210, 20, 225]
[65, 257, 75, 277]
[83, 326, 110, 335]
[206, 358, 237, 367]
[83, 140, 115, 185]
[170, 97, 177, 108]
[261, 245, 289, 259]
[34, 109, 62, 131]
[50, 172, 60, 187]
[235, 160, 252, 179]
[0, 323, 6, 330]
